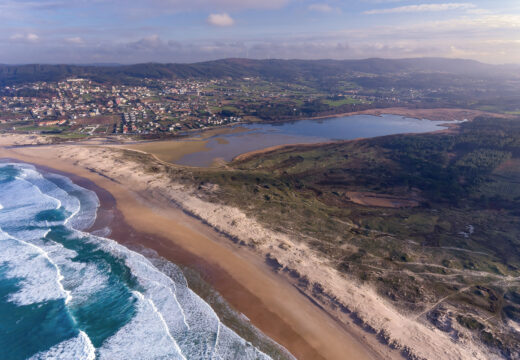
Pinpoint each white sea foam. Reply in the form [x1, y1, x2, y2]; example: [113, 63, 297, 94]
[0, 163, 272, 360]
[97, 291, 186, 360]
[0, 178, 60, 234]
[91, 233, 271, 359]
[0, 228, 71, 305]
[0, 165, 106, 306]
[39, 238, 109, 305]
[0, 230, 108, 308]
[91, 226, 111, 238]
[18, 166, 81, 222]
[1, 163, 98, 231]
[29, 331, 95, 360]
[44, 172, 100, 230]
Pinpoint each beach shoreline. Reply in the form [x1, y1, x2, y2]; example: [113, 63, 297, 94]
[22, 160, 294, 359]
[231, 124, 457, 164]
[297, 106, 514, 123]
[0, 120, 495, 359]
[0, 143, 383, 360]
[115, 110, 468, 167]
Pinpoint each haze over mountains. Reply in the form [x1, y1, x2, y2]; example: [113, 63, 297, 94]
[1, 58, 519, 86]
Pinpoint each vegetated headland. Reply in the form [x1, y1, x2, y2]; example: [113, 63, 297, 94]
[0, 134, 378, 360]
[2, 112, 520, 359]
[194, 115, 520, 359]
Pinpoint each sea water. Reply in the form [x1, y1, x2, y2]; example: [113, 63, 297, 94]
[0, 162, 271, 360]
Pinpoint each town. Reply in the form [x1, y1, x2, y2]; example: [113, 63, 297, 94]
[0, 71, 399, 139]
[1, 62, 517, 139]
[0, 78, 246, 137]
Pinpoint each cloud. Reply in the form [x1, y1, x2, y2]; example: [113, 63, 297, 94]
[2, 26, 520, 65]
[0, 0, 291, 21]
[1, 5, 520, 65]
[308, 3, 333, 13]
[207, 13, 235, 27]
[65, 36, 83, 44]
[10, 33, 39, 42]
[363, 0, 407, 3]
[0, 0, 290, 11]
[0, 1, 87, 20]
[26, 33, 39, 42]
[360, 14, 520, 36]
[127, 34, 163, 49]
[147, 0, 289, 12]
[364, 2, 476, 15]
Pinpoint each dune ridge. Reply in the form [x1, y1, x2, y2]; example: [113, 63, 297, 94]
[0, 136, 495, 360]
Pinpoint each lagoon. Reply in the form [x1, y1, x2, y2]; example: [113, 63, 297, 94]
[176, 114, 452, 167]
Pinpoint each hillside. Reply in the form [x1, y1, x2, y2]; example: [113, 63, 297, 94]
[1, 58, 518, 86]
[182, 116, 520, 358]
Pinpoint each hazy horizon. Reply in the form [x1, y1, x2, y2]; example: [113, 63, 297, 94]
[1, 56, 519, 67]
[1, 0, 519, 65]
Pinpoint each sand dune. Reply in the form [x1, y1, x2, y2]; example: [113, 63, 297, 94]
[0, 136, 493, 360]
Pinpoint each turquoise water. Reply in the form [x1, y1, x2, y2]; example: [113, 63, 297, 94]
[177, 114, 454, 166]
[0, 163, 271, 360]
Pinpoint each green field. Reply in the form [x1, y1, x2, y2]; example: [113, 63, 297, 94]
[323, 97, 365, 107]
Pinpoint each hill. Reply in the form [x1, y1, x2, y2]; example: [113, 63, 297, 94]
[1, 58, 518, 86]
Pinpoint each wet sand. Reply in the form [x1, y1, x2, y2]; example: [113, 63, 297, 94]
[122, 112, 460, 167]
[0, 145, 378, 360]
[119, 139, 211, 163]
[115, 126, 249, 163]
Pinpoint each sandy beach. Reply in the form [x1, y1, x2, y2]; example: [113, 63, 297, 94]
[0, 132, 493, 360]
[0, 137, 383, 360]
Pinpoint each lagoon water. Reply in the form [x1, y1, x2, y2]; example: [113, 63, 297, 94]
[177, 114, 451, 166]
[0, 163, 271, 360]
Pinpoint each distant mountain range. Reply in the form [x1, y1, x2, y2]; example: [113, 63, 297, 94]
[0, 58, 518, 86]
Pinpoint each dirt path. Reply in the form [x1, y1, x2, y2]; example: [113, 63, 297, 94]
[415, 285, 474, 321]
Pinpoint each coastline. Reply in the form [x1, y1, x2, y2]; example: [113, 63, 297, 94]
[66, 106, 510, 146]
[298, 107, 514, 122]
[0, 143, 381, 360]
[24, 161, 293, 359]
[0, 111, 497, 359]
[115, 109, 468, 167]
[232, 124, 456, 164]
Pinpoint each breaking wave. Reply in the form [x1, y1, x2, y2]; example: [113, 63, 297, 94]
[0, 163, 271, 360]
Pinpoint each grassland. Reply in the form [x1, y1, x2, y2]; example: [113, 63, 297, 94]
[323, 97, 365, 107]
[178, 117, 520, 358]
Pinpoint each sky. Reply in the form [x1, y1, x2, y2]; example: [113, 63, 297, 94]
[1, 0, 519, 64]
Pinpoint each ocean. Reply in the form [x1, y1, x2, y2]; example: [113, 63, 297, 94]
[0, 162, 271, 360]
